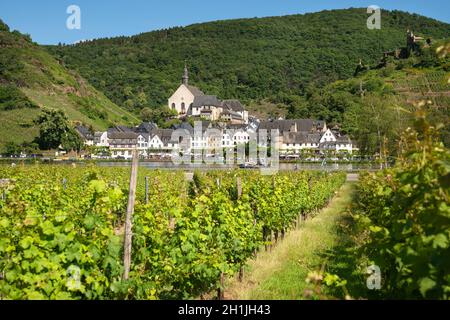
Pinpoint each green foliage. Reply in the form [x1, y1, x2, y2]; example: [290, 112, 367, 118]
[415, 43, 445, 68]
[0, 19, 10, 32]
[354, 113, 450, 299]
[140, 107, 152, 122]
[0, 168, 127, 299]
[140, 107, 178, 128]
[0, 166, 346, 299]
[61, 127, 84, 152]
[3, 141, 22, 156]
[47, 9, 450, 110]
[342, 94, 405, 156]
[34, 108, 69, 150]
[288, 39, 449, 155]
[0, 50, 25, 86]
[2, 141, 39, 156]
[34, 108, 82, 151]
[0, 85, 38, 110]
[0, 20, 139, 151]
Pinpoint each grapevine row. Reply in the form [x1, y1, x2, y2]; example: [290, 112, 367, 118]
[0, 165, 345, 299]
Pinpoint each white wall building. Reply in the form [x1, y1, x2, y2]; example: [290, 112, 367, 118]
[320, 129, 337, 143]
[168, 66, 248, 124]
[168, 65, 204, 116]
[94, 132, 109, 147]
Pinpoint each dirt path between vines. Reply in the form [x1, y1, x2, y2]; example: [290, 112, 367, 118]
[224, 182, 356, 300]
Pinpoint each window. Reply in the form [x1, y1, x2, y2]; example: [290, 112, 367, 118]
[171, 103, 176, 110]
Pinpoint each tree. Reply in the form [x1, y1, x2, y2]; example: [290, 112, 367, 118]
[61, 127, 84, 152]
[21, 142, 39, 155]
[123, 86, 133, 99]
[3, 141, 21, 156]
[34, 108, 82, 151]
[136, 92, 148, 108]
[140, 107, 178, 127]
[140, 107, 153, 122]
[124, 99, 135, 110]
[0, 19, 10, 32]
[47, 9, 450, 113]
[343, 94, 405, 157]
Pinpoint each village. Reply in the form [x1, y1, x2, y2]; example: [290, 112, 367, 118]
[73, 66, 356, 162]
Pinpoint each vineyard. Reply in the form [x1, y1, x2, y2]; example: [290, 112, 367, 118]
[352, 119, 450, 299]
[0, 165, 346, 299]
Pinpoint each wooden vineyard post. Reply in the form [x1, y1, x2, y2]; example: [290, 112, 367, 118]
[239, 265, 244, 283]
[253, 213, 258, 257]
[236, 176, 244, 282]
[217, 272, 225, 300]
[123, 149, 139, 280]
[145, 176, 149, 205]
[236, 177, 242, 198]
[0, 179, 10, 201]
[264, 226, 269, 252]
[269, 232, 273, 252]
[271, 176, 276, 250]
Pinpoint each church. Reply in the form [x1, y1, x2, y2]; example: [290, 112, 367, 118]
[168, 65, 248, 124]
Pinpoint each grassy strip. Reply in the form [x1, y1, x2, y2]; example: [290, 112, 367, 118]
[225, 182, 368, 300]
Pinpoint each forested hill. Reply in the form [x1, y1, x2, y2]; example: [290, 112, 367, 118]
[48, 8, 450, 112]
[0, 19, 139, 148]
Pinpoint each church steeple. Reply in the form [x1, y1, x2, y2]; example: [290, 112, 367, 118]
[182, 63, 189, 85]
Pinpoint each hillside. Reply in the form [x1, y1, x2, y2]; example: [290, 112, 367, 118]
[0, 20, 139, 149]
[47, 8, 450, 113]
[284, 38, 450, 154]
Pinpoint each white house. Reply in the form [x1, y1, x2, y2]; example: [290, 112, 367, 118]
[137, 134, 149, 157]
[232, 130, 250, 145]
[192, 95, 223, 121]
[191, 132, 208, 150]
[262, 120, 354, 155]
[94, 132, 109, 147]
[149, 129, 179, 152]
[335, 136, 353, 153]
[75, 126, 94, 146]
[222, 132, 233, 147]
[222, 100, 249, 124]
[320, 129, 337, 143]
[108, 131, 138, 160]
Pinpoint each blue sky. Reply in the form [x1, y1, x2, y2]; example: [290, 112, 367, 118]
[1, 0, 449, 45]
